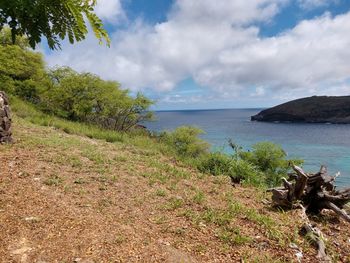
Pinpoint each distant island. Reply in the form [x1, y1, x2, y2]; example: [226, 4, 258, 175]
[251, 95, 350, 124]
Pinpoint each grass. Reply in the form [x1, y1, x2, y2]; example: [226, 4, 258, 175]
[5, 96, 339, 262]
[11, 96, 172, 153]
[199, 207, 234, 226]
[151, 215, 168, 225]
[163, 197, 184, 211]
[217, 227, 253, 245]
[73, 178, 87, 185]
[193, 190, 206, 204]
[11, 102, 289, 249]
[12, 97, 125, 143]
[142, 171, 168, 185]
[43, 174, 63, 186]
[155, 189, 167, 197]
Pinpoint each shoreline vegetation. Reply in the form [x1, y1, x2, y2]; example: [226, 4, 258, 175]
[1, 26, 302, 189]
[1, 28, 350, 261]
[10, 95, 302, 189]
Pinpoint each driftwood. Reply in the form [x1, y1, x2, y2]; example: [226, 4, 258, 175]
[297, 204, 331, 262]
[270, 165, 350, 222]
[0, 91, 13, 143]
[269, 165, 350, 261]
[300, 223, 330, 262]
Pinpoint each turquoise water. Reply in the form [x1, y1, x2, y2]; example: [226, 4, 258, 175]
[145, 109, 350, 187]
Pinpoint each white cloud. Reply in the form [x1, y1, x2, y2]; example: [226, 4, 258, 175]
[45, 0, 350, 106]
[94, 0, 125, 23]
[195, 12, 350, 97]
[170, 0, 289, 26]
[251, 86, 266, 97]
[297, 0, 338, 10]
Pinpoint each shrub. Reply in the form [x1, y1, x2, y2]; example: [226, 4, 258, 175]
[198, 152, 265, 187]
[240, 142, 303, 187]
[160, 126, 210, 158]
[197, 152, 233, 176]
[230, 159, 265, 187]
[199, 141, 302, 188]
[240, 142, 286, 172]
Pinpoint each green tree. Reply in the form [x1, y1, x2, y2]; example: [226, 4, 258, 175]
[41, 68, 100, 119]
[42, 67, 154, 132]
[116, 93, 154, 132]
[0, 26, 28, 48]
[0, 28, 47, 102]
[0, 0, 110, 49]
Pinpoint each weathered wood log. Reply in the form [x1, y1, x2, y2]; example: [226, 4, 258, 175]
[271, 164, 350, 220]
[296, 204, 332, 262]
[300, 223, 331, 262]
[270, 164, 350, 260]
[293, 165, 308, 199]
[0, 91, 12, 143]
[271, 188, 292, 208]
[324, 201, 350, 223]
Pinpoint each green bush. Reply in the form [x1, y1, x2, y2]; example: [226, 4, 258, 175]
[160, 126, 210, 158]
[239, 142, 303, 187]
[198, 152, 265, 187]
[11, 96, 124, 143]
[198, 141, 302, 188]
[240, 142, 286, 171]
[230, 159, 265, 187]
[0, 43, 47, 102]
[197, 152, 233, 176]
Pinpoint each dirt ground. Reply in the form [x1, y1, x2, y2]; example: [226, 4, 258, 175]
[1, 119, 350, 262]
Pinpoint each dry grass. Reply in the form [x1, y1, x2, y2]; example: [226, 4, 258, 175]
[1, 116, 349, 262]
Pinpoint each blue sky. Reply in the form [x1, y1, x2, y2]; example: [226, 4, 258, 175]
[45, 0, 350, 110]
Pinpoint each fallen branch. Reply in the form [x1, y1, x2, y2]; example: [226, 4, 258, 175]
[300, 223, 331, 262]
[270, 165, 350, 261]
[324, 201, 350, 223]
[270, 165, 350, 221]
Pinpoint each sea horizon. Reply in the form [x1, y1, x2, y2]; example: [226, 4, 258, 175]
[154, 107, 265, 112]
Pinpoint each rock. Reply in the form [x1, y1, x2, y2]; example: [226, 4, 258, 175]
[295, 251, 303, 263]
[10, 238, 33, 263]
[158, 239, 171, 246]
[251, 95, 350, 124]
[163, 246, 197, 263]
[24, 216, 40, 222]
[289, 242, 300, 250]
[0, 91, 13, 143]
[198, 222, 206, 228]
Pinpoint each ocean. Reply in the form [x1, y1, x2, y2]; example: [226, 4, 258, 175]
[145, 109, 350, 187]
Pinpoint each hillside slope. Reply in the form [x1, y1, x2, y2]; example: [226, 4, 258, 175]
[251, 96, 350, 124]
[1, 116, 350, 262]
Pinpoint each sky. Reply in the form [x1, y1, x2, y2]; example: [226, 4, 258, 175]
[44, 0, 350, 110]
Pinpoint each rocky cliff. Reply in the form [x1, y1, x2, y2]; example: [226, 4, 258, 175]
[251, 96, 350, 124]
